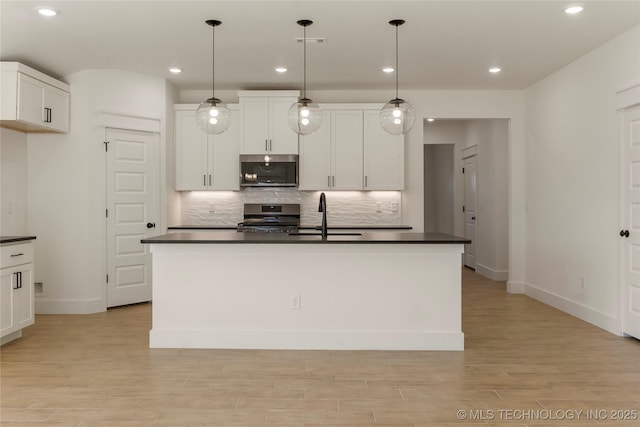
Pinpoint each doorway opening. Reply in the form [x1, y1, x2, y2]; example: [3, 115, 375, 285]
[423, 119, 509, 281]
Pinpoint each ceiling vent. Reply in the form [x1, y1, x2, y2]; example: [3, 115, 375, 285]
[295, 37, 326, 44]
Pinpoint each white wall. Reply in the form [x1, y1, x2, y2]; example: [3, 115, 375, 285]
[0, 128, 28, 235]
[464, 120, 509, 280]
[524, 26, 640, 334]
[28, 69, 172, 314]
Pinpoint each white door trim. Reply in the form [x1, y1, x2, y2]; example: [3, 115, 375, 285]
[96, 111, 163, 311]
[617, 82, 640, 336]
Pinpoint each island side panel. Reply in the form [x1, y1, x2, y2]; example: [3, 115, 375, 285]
[149, 243, 464, 350]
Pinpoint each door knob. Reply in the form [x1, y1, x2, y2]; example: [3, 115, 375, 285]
[620, 229, 630, 238]
[147, 222, 156, 229]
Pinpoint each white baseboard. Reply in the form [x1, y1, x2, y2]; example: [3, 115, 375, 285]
[476, 263, 509, 281]
[150, 330, 465, 351]
[523, 283, 620, 335]
[35, 297, 105, 314]
[507, 281, 526, 294]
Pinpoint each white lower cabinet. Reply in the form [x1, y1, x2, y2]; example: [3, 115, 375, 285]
[1, 241, 35, 345]
[175, 105, 239, 191]
[300, 106, 404, 191]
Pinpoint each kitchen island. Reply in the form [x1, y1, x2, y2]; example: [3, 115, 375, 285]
[142, 231, 470, 350]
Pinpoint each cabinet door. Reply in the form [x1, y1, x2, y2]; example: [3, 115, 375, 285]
[17, 73, 45, 126]
[332, 110, 363, 190]
[363, 110, 404, 190]
[0, 268, 17, 336]
[44, 85, 70, 132]
[240, 97, 270, 154]
[268, 97, 298, 154]
[175, 109, 208, 190]
[210, 109, 240, 190]
[299, 110, 331, 190]
[15, 264, 34, 330]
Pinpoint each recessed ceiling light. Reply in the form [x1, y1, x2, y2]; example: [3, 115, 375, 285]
[168, 67, 182, 74]
[489, 67, 502, 74]
[382, 67, 394, 73]
[564, 5, 584, 14]
[427, 118, 435, 122]
[275, 67, 287, 73]
[38, 8, 57, 17]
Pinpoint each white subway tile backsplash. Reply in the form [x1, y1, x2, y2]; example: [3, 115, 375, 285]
[179, 189, 401, 226]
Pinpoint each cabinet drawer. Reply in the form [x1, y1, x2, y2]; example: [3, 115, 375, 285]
[1, 243, 34, 268]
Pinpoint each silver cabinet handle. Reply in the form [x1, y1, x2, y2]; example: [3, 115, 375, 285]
[10, 253, 24, 257]
[269, 139, 272, 151]
[365, 175, 368, 188]
[265, 139, 268, 151]
[203, 174, 206, 186]
[209, 174, 212, 186]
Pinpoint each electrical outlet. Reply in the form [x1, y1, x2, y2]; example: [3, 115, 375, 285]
[390, 202, 398, 212]
[34, 281, 44, 295]
[290, 294, 301, 310]
[375, 202, 383, 213]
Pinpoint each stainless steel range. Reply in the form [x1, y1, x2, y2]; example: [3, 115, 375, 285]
[237, 203, 300, 233]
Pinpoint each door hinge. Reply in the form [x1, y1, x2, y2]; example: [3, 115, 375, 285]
[462, 205, 465, 212]
[462, 167, 465, 173]
[106, 209, 108, 218]
[104, 140, 110, 152]
[106, 274, 109, 283]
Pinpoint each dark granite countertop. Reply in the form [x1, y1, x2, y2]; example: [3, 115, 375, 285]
[1, 236, 37, 245]
[142, 231, 469, 245]
[168, 225, 413, 230]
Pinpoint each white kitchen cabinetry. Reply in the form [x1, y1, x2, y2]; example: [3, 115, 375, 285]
[299, 110, 363, 190]
[300, 106, 404, 191]
[1, 241, 35, 345]
[174, 105, 239, 191]
[238, 91, 299, 155]
[1, 62, 70, 133]
[363, 110, 404, 190]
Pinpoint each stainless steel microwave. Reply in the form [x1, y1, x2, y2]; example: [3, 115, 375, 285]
[239, 154, 298, 187]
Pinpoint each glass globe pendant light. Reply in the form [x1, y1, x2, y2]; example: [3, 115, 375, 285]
[380, 19, 415, 135]
[288, 19, 322, 135]
[196, 19, 231, 135]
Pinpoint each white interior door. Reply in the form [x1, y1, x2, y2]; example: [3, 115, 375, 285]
[106, 128, 158, 307]
[621, 104, 640, 339]
[463, 154, 477, 269]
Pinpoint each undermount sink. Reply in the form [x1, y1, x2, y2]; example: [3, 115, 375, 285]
[288, 231, 363, 236]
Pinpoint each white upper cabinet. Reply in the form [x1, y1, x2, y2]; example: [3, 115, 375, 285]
[300, 105, 404, 191]
[1, 62, 70, 133]
[300, 110, 363, 190]
[174, 105, 239, 191]
[332, 110, 364, 190]
[363, 110, 404, 190]
[238, 91, 299, 155]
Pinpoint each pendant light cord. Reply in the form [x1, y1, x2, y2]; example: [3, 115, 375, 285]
[303, 24, 307, 99]
[395, 23, 399, 100]
[211, 24, 215, 99]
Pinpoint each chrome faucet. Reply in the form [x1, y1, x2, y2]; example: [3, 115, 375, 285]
[318, 192, 328, 238]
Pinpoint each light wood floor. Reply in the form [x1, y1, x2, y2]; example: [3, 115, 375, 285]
[1, 268, 639, 426]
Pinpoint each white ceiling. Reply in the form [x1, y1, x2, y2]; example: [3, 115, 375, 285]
[1, 1, 639, 91]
